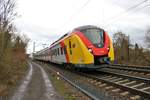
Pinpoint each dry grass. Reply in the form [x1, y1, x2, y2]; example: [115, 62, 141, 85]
[0, 48, 27, 96]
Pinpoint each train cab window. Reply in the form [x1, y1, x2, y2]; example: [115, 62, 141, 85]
[81, 28, 104, 48]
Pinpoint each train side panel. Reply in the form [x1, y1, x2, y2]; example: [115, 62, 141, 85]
[50, 44, 67, 64]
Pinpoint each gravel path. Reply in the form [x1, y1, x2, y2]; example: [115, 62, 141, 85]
[10, 62, 61, 100]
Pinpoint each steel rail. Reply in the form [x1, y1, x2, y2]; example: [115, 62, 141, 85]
[110, 66, 150, 73]
[45, 65, 100, 100]
[110, 64, 150, 70]
[36, 61, 150, 99]
[81, 73, 150, 98]
[104, 65, 150, 73]
[98, 69, 150, 84]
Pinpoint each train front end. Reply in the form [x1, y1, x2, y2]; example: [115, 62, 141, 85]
[75, 25, 114, 65]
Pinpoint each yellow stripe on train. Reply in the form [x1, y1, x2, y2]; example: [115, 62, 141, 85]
[63, 34, 94, 64]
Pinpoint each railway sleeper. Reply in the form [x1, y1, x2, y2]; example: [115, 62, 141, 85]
[99, 83, 107, 87]
[122, 81, 136, 86]
[111, 88, 121, 92]
[120, 91, 129, 96]
[131, 83, 145, 88]
[110, 78, 123, 82]
[105, 77, 118, 80]
[130, 95, 141, 100]
[94, 82, 102, 85]
[115, 79, 129, 84]
[100, 75, 112, 79]
[140, 86, 150, 91]
[105, 86, 114, 90]
[122, 81, 138, 87]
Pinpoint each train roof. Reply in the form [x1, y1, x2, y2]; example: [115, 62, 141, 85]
[35, 47, 49, 55]
[51, 33, 69, 46]
[74, 25, 104, 31]
[50, 25, 104, 48]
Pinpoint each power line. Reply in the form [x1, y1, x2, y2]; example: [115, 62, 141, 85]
[106, 3, 150, 28]
[133, 2, 150, 12]
[60, 0, 91, 29]
[102, 0, 149, 27]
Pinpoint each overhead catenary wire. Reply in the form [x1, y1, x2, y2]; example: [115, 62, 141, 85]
[59, 0, 149, 33]
[104, 3, 150, 30]
[59, 0, 91, 30]
[102, 0, 149, 27]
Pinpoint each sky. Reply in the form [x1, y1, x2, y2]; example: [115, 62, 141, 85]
[14, 0, 150, 53]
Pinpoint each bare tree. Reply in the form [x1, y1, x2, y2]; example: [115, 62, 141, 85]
[0, 0, 17, 32]
[113, 32, 126, 48]
[14, 34, 30, 49]
[0, 0, 30, 91]
[113, 32, 130, 62]
[0, 0, 17, 57]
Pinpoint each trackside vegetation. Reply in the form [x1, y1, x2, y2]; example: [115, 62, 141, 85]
[0, 0, 29, 96]
[113, 31, 150, 66]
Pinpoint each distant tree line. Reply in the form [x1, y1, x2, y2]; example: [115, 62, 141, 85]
[113, 29, 150, 66]
[0, 0, 29, 95]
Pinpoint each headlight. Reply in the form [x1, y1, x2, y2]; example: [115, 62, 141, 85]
[88, 48, 92, 53]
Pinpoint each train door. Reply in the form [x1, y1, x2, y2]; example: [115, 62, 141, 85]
[69, 35, 85, 64]
[69, 39, 73, 63]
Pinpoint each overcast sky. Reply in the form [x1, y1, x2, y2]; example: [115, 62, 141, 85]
[14, 0, 150, 53]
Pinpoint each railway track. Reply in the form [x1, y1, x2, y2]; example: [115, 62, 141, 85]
[100, 64, 150, 79]
[40, 62, 150, 100]
[42, 63, 104, 100]
[83, 70, 150, 99]
[111, 64, 150, 70]
[109, 64, 150, 73]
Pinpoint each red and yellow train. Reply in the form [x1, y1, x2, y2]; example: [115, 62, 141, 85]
[34, 25, 114, 69]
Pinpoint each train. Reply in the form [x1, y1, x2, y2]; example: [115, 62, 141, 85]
[34, 25, 114, 69]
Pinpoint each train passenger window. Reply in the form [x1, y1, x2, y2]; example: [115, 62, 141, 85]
[53, 51, 54, 55]
[51, 50, 52, 55]
[55, 49, 57, 55]
[64, 46, 67, 54]
[55, 49, 57, 56]
[58, 48, 59, 55]
[53, 50, 54, 56]
[53, 49, 55, 55]
[61, 47, 63, 55]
